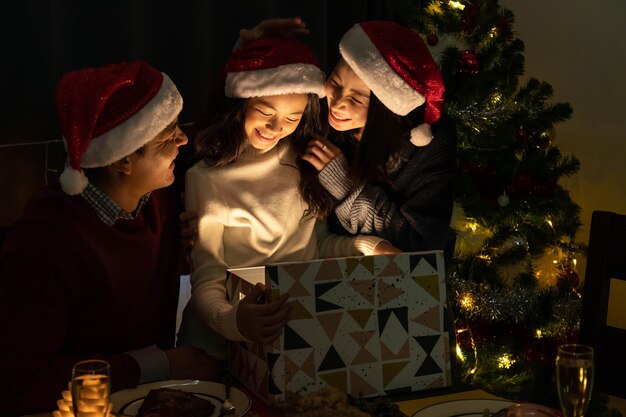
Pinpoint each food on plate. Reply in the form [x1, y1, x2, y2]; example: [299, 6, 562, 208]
[282, 386, 403, 417]
[136, 387, 215, 417]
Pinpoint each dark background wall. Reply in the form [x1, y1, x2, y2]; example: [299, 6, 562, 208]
[0, 0, 389, 227]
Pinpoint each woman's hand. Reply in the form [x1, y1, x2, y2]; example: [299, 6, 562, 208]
[372, 241, 403, 255]
[301, 138, 342, 172]
[237, 283, 292, 344]
[239, 17, 309, 44]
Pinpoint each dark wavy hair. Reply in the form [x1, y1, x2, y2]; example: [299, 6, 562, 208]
[327, 92, 425, 188]
[194, 93, 335, 218]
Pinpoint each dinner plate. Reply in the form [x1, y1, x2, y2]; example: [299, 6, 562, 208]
[412, 398, 517, 417]
[110, 379, 251, 417]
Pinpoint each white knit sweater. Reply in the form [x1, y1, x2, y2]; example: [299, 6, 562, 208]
[184, 140, 383, 343]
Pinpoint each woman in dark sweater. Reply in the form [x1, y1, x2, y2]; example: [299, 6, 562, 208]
[301, 20, 458, 255]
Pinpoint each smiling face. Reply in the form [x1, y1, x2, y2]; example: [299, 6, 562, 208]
[244, 94, 309, 151]
[128, 118, 188, 194]
[324, 59, 371, 139]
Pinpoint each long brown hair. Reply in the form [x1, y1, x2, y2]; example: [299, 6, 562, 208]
[194, 94, 335, 218]
[328, 93, 421, 188]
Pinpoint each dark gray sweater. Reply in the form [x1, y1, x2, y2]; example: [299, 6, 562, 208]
[318, 116, 457, 253]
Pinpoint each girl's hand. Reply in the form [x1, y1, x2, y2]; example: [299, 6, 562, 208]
[239, 17, 309, 44]
[237, 283, 292, 344]
[301, 138, 342, 172]
[179, 209, 198, 248]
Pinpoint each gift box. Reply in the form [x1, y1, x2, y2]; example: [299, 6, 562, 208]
[226, 251, 453, 405]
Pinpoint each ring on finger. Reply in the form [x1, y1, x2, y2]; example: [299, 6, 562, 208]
[321, 144, 327, 151]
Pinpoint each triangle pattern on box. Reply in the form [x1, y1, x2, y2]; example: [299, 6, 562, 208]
[347, 309, 373, 329]
[415, 355, 443, 376]
[380, 339, 410, 360]
[350, 279, 376, 306]
[351, 345, 378, 365]
[315, 281, 343, 312]
[412, 306, 440, 331]
[414, 274, 440, 301]
[380, 256, 404, 277]
[378, 307, 408, 335]
[415, 334, 441, 354]
[350, 369, 379, 396]
[284, 325, 311, 350]
[318, 345, 346, 371]
[316, 259, 344, 281]
[318, 312, 344, 341]
[346, 256, 375, 277]
[290, 299, 313, 320]
[349, 329, 376, 346]
[410, 253, 438, 273]
[267, 352, 281, 394]
[281, 262, 314, 281]
[288, 278, 311, 297]
[382, 361, 409, 386]
[378, 280, 405, 307]
[319, 370, 347, 393]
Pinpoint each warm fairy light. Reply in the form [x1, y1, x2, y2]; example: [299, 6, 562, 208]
[427, 2, 443, 14]
[573, 258, 578, 268]
[490, 92, 503, 105]
[498, 354, 516, 369]
[546, 219, 554, 228]
[489, 27, 498, 38]
[456, 344, 465, 362]
[536, 329, 543, 338]
[460, 294, 475, 310]
[466, 221, 480, 232]
[449, 1, 466, 10]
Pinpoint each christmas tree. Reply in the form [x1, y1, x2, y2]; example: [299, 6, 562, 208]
[387, 0, 587, 407]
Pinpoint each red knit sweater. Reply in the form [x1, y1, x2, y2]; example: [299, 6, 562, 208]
[0, 185, 181, 415]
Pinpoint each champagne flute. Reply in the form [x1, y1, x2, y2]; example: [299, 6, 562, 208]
[556, 344, 594, 417]
[71, 359, 111, 417]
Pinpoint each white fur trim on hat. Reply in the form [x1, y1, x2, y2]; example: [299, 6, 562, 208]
[59, 165, 89, 195]
[340, 24, 425, 116]
[225, 63, 326, 99]
[410, 123, 433, 147]
[79, 73, 183, 168]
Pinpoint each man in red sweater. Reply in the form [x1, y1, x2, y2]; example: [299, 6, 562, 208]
[0, 61, 221, 415]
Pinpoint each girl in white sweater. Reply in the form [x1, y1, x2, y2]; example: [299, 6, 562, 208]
[178, 37, 392, 359]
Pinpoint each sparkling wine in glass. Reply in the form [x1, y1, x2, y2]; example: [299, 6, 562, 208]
[556, 344, 594, 417]
[71, 359, 111, 417]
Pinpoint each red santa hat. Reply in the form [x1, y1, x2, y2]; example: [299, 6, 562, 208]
[339, 20, 445, 146]
[56, 60, 183, 195]
[223, 37, 326, 99]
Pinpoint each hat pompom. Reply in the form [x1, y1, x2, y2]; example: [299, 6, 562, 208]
[410, 123, 433, 147]
[59, 166, 89, 195]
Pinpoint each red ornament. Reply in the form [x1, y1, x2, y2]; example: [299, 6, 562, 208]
[426, 33, 439, 46]
[516, 127, 528, 140]
[458, 49, 480, 75]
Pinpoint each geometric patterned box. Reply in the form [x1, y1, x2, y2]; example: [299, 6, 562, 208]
[225, 251, 453, 406]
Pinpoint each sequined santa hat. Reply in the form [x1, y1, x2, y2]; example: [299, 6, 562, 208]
[56, 60, 183, 195]
[339, 20, 445, 146]
[223, 37, 326, 98]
